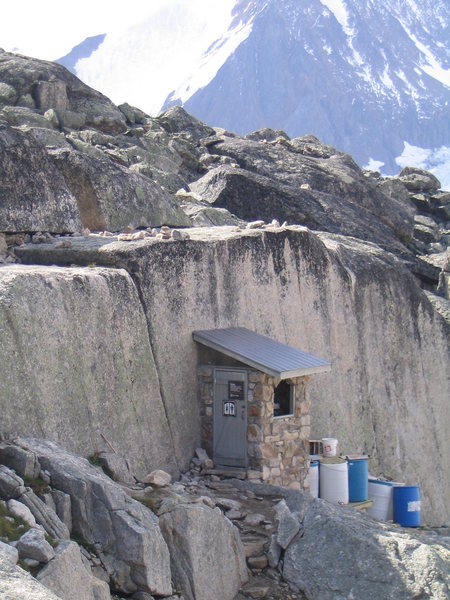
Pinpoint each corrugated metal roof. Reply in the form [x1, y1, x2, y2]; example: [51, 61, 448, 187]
[193, 327, 331, 379]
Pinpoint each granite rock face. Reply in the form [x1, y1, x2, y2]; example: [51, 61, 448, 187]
[0, 265, 177, 478]
[12, 226, 449, 525]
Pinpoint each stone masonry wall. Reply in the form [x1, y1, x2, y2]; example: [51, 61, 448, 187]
[247, 373, 310, 490]
[198, 366, 214, 459]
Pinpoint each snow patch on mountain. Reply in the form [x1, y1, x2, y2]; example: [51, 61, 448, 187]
[319, 0, 354, 37]
[167, 16, 254, 106]
[398, 21, 450, 87]
[364, 158, 385, 172]
[74, 0, 236, 115]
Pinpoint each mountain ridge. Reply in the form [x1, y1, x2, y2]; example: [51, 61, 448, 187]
[166, 0, 450, 180]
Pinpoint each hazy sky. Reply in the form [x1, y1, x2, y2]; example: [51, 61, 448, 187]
[0, 0, 235, 60]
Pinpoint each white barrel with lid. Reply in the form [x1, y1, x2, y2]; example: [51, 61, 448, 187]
[319, 458, 348, 505]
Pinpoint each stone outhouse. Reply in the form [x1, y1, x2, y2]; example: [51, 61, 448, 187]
[194, 327, 331, 490]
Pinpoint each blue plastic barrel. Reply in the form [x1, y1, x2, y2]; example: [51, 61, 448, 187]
[393, 485, 421, 527]
[347, 457, 368, 502]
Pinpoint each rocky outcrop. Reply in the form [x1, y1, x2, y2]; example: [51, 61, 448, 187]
[0, 117, 189, 233]
[231, 480, 450, 600]
[13, 226, 450, 525]
[0, 51, 190, 233]
[0, 543, 61, 600]
[0, 439, 249, 600]
[0, 51, 127, 134]
[0, 265, 177, 478]
[189, 135, 416, 253]
[282, 494, 450, 600]
[6, 439, 173, 596]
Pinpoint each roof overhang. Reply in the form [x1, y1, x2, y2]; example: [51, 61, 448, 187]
[193, 327, 331, 380]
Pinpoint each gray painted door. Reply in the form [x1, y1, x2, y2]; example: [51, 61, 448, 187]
[213, 369, 247, 467]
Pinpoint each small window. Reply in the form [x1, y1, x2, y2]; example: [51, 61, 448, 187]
[273, 381, 294, 417]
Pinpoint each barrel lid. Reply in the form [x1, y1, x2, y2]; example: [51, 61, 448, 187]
[345, 455, 369, 461]
[368, 478, 394, 486]
[320, 456, 346, 464]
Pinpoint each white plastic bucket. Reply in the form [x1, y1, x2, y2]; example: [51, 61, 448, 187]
[322, 438, 338, 457]
[319, 460, 348, 505]
[309, 461, 319, 498]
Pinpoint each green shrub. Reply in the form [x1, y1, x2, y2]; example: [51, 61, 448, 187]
[0, 502, 30, 541]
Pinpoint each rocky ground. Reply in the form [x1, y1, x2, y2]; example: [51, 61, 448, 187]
[1, 440, 449, 600]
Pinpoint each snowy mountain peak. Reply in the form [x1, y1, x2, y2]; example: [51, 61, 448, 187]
[58, 0, 450, 187]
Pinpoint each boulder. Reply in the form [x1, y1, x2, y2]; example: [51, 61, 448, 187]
[398, 167, 441, 193]
[182, 204, 242, 227]
[157, 106, 215, 142]
[275, 500, 300, 549]
[37, 540, 111, 600]
[34, 80, 69, 113]
[206, 136, 416, 247]
[96, 452, 135, 485]
[0, 120, 81, 233]
[245, 128, 290, 142]
[50, 148, 189, 231]
[17, 528, 55, 563]
[0, 540, 18, 565]
[282, 494, 450, 600]
[0, 51, 127, 134]
[15, 439, 172, 597]
[118, 102, 148, 125]
[6, 499, 37, 528]
[0, 442, 41, 479]
[0, 82, 18, 105]
[267, 534, 281, 568]
[143, 470, 171, 487]
[189, 142, 414, 253]
[0, 466, 25, 500]
[17, 490, 70, 540]
[1, 106, 56, 129]
[159, 504, 248, 600]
